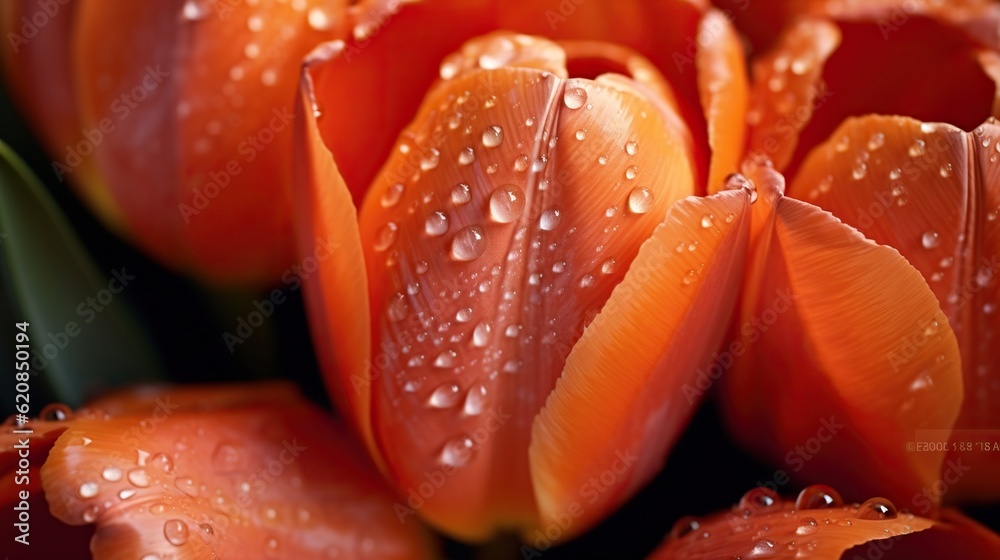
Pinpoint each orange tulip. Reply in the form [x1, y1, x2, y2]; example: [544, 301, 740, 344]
[294, 27, 756, 541]
[0, 382, 435, 559]
[716, 0, 1000, 512]
[647, 485, 1000, 559]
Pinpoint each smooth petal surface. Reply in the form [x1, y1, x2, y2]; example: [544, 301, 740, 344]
[742, 2, 999, 179]
[36, 383, 435, 560]
[69, 0, 384, 285]
[530, 188, 750, 540]
[697, 11, 750, 193]
[298, 32, 696, 540]
[722, 161, 963, 511]
[645, 486, 1000, 560]
[790, 115, 1000, 501]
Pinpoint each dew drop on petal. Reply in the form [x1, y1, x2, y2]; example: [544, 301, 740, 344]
[102, 466, 123, 482]
[420, 149, 440, 171]
[701, 214, 714, 228]
[373, 222, 398, 251]
[425, 211, 449, 236]
[867, 132, 885, 151]
[795, 484, 843, 510]
[434, 349, 458, 368]
[381, 183, 404, 207]
[908, 139, 927, 157]
[539, 210, 561, 231]
[563, 87, 587, 109]
[482, 125, 504, 148]
[490, 185, 525, 223]
[738, 487, 781, 515]
[856, 497, 898, 520]
[457, 147, 475, 166]
[627, 188, 653, 214]
[79, 481, 99, 499]
[451, 183, 471, 205]
[463, 384, 487, 416]
[164, 519, 190, 546]
[922, 231, 941, 249]
[472, 322, 491, 347]
[441, 435, 475, 467]
[128, 468, 150, 488]
[669, 516, 700, 539]
[429, 384, 461, 408]
[625, 141, 638, 155]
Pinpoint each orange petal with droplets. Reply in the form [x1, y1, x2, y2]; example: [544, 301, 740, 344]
[790, 115, 1000, 501]
[36, 383, 435, 560]
[530, 187, 750, 541]
[646, 486, 1000, 559]
[721, 161, 963, 512]
[300, 31, 696, 540]
[697, 10, 750, 193]
[744, 3, 998, 179]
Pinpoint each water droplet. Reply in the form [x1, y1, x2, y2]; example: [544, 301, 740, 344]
[852, 162, 867, 180]
[513, 154, 530, 172]
[724, 173, 758, 203]
[164, 519, 189, 546]
[563, 87, 587, 109]
[482, 125, 504, 148]
[175, 477, 198, 497]
[451, 183, 472, 206]
[625, 165, 638, 180]
[834, 135, 850, 152]
[374, 222, 398, 251]
[463, 384, 488, 415]
[922, 231, 941, 249]
[181, 0, 207, 21]
[670, 516, 700, 539]
[457, 147, 475, 166]
[79, 481, 99, 499]
[790, 57, 812, 74]
[381, 183, 404, 207]
[434, 350, 458, 368]
[425, 211, 449, 236]
[244, 42, 260, 59]
[40, 403, 73, 421]
[141, 554, 162, 560]
[628, 187, 653, 214]
[701, 215, 714, 229]
[307, 7, 334, 30]
[540, 210, 561, 231]
[909, 139, 927, 157]
[387, 293, 408, 322]
[748, 538, 778, 557]
[984, 303, 996, 315]
[598, 155, 608, 165]
[625, 141, 638, 155]
[429, 384, 461, 408]
[795, 484, 843, 510]
[867, 132, 885, 151]
[472, 322, 491, 347]
[478, 37, 514, 69]
[682, 270, 698, 286]
[796, 517, 819, 536]
[738, 487, 781, 515]
[451, 226, 488, 261]
[601, 259, 617, 274]
[102, 466, 123, 482]
[579, 274, 595, 288]
[575, 130, 586, 141]
[82, 504, 100, 523]
[441, 435, 475, 467]
[939, 163, 953, 178]
[490, 185, 526, 223]
[552, 261, 567, 274]
[455, 308, 473, 323]
[856, 497, 898, 520]
[212, 443, 243, 474]
[531, 156, 548, 172]
[420, 149, 440, 171]
[128, 468, 150, 488]
[118, 488, 137, 500]
[525, 117, 535, 126]
[888, 167, 902, 180]
[149, 452, 174, 473]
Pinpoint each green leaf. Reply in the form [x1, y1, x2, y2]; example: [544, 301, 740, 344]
[0, 140, 162, 407]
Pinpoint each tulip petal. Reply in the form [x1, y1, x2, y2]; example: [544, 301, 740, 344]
[789, 115, 1000, 501]
[530, 187, 750, 540]
[647, 487, 946, 560]
[722, 161, 963, 511]
[294, 49, 382, 470]
[746, 5, 998, 178]
[745, 17, 841, 171]
[697, 10, 750, 193]
[330, 33, 694, 539]
[36, 383, 435, 560]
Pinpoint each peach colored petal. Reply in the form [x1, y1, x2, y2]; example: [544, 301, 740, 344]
[530, 187, 749, 541]
[722, 160, 963, 512]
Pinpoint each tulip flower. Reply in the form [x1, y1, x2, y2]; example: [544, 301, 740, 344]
[647, 485, 1000, 559]
[0, 383, 435, 559]
[294, 27, 758, 541]
[716, 0, 1000, 510]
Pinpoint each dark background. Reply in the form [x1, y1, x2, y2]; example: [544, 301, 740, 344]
[1, 76, 998, 559]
